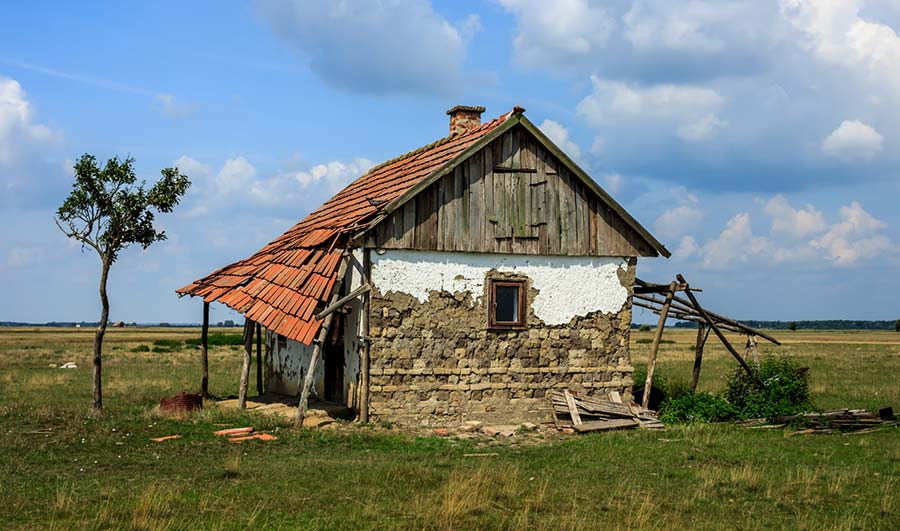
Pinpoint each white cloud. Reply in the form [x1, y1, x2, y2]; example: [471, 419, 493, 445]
[623, 1, 743, 53]
[811, 201, 890, 266]
[821, 120, 883, 160]
[577, 76, 725, 141]
[538, 119, 582, 162]
[7, 247, 42, 268]
[781, 0, 900, 99]
[0, 77, 59, 170]
[254, 0, 470, 96]
[701, 212, 771, 269]
[252, 157, 373, 203]
[498, 0, 613, 69]
[684, 197, 892, 269]
[173, 155, 211, 179]
[762, 195, 826, 239]
[655, 204, 704, 239]
[216, 157, 258, 193]
[0, 77, 62, 205]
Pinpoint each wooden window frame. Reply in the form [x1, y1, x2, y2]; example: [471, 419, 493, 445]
[488, 279, 527, 330]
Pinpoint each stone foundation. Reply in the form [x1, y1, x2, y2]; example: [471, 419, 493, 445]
[368, 274, 635, 426]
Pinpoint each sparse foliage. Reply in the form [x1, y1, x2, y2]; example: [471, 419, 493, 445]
[55, 154, 190, 414]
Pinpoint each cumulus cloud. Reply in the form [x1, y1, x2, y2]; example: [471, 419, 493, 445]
[762, 195, 826, 239]
[811, 201, 891, 266]
[252, 158, 373, 203]
[0, 76, 62, 204]
[498, 0, 613, 69]
[174, 154, 373, 211]
[576, 77, 725, 142]
[254, 0, 470, 96]
[538, 119, 582, 162]
[685, 197, 892, 269]
[654, 188, 704, 237]
[821, 120, 883, 160]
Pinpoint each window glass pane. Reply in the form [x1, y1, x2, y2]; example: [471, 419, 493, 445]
[495, 285, 519, 323]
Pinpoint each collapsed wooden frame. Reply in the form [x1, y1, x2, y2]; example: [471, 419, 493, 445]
[634, 274, 779, 403]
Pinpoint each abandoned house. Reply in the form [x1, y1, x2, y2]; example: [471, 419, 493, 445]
[178, 105, 670, 426]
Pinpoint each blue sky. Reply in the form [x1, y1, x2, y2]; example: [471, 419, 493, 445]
[1, 0, 898, 324]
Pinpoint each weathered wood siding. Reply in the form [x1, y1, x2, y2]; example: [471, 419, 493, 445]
[364, 124, 658, 257]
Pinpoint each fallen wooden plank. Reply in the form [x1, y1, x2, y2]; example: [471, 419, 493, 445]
[564, 390, 582, 426]
[574, 418, 639, 432]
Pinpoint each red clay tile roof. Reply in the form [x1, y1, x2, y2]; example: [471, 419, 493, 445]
[177, 109, 515, 344]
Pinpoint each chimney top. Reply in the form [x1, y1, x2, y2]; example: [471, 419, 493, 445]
[446, 105, 486, 136]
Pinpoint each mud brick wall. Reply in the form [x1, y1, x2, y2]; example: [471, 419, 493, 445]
[367, 274, 635, 427]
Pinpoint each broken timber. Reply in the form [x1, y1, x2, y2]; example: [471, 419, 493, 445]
[551, 390, 664, 432]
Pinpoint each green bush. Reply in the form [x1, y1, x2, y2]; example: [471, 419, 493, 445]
[659, 392, 737, 423]
[129, 344, 150, 353]
[659, 358, 812, 423]
[185, 334, 244, 347]
[723, 359, 811, 420]
[639, 324, 651, 332]
[635, 338, 675, 344]
[152, 339, 182, 349]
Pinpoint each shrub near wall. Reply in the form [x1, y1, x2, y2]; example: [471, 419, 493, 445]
[659, 359, 812, 423]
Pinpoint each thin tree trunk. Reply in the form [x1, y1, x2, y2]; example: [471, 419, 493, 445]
[92, 258, 110, 415]
[238, 318, 253, 409]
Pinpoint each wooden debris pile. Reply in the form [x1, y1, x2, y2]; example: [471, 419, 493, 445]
[738, 407, 896, 433]
[551, 390, 664, 433]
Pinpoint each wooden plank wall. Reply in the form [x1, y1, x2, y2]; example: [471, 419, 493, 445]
[364, 125, 658, 257]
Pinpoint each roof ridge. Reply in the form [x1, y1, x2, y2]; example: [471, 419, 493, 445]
[361, 111, 511, 177]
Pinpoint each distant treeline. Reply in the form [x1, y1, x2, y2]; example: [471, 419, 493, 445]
[666, 320, 898, 331]
[0, 321, 238, 328]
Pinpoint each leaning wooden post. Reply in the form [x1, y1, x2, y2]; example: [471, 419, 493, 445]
[690, 322, 709, 391]
[238, 318, 254, 409]
[200, 301, 209, 397]
[676, 274, 760, 383]
[296, 254, 350, 427]
[255, 322, 262, 395]
[642, 281, 677, 410]
[359, 249, 371, 424]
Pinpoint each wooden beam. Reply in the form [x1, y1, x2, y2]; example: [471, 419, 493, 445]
[564, 389, 582, 426]
[255, 322, 262, 395]
[359, 249, 371, 424]
[200, 301, 209, 398]
[676, 274, 760, 383]
[296, 254, 351, 427]
[238, 318, 254, 409]
[690, 323, 710, 391]
[314, 283, 371, 320]
[643, 281, 676, 410]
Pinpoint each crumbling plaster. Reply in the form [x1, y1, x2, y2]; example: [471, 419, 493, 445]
[370, 250, 630, 326]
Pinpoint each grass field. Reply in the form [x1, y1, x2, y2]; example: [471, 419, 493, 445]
[0, 326, 897, 530]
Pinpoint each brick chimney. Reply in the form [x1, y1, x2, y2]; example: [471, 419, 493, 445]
[447, 105, 486, 136]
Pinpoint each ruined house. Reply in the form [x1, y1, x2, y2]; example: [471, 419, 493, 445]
[178, 106, 669, 426]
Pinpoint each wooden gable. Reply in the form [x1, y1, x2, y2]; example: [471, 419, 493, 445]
[363, 123, 662, 257]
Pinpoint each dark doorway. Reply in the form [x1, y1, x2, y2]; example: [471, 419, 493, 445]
[323, 313, 345, 404]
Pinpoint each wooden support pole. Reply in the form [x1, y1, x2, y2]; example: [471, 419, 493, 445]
[238, 318, 253, 409]
[296, 254, 351, 427]
[643, 281, 677, 410]
[359, 249, 371, 424]
[676, 274, 760, 383]
[255, 322, 262, 395]
[200, 301, 209, 398]
[690, 323, 710, 391]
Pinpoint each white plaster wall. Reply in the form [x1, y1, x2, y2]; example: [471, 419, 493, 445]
[370, 250, 630, 325]
[266, 330, 323, 397]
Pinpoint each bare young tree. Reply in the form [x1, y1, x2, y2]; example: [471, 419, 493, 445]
[56, 154, 190, 415]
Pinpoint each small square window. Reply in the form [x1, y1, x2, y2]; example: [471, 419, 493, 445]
[489, 279, 527, 329]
